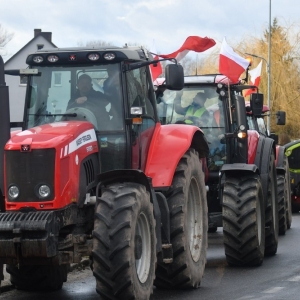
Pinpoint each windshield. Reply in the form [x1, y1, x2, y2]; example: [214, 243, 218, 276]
[156, 85, 226, 170]
[25, 64, 123, 131]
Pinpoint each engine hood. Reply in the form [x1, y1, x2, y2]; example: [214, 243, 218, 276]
[5, 121, 96, 151]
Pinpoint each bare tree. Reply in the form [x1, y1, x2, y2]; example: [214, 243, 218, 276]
[0, 24, 14, 47]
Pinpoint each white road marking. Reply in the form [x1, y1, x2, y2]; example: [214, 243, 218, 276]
[262, 286, 285, 293]
[287, 275, 300, 282]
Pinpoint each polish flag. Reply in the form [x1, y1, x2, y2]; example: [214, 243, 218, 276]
[219, 37, 250, 82]
[149, 40, 163, 81]
[244, 60, 263, 97]
[160, 36, 216, 62]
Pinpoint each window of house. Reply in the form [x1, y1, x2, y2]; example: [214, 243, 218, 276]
[20, 75, 28, 85]
[37, 44, 44, 50]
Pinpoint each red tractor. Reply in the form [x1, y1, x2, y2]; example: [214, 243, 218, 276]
[0, 47, 209, 299]
[155, 74, 280, 266]
[245, 101, 292, 235]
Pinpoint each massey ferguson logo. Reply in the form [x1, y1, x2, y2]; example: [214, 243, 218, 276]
[21, 144, 30, 152]
[69, 54, 76, 61]
[76, 134, 91, 146]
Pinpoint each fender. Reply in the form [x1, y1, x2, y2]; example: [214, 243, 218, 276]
[145, 124, 209, 188]
[276, 145, 286, 175]
[254, 136, 276, 207]
[248, 130, 260, 164]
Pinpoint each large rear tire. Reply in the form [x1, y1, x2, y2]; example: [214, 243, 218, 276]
[223, 174, 265, 266]
[285, 157, 292, 229]
[6, 265, 68, 291]
[277, 174, 287, 235]
[154, 149, 208, 289]
[264, 153, 279, 256]
[93, 182, 156, 300]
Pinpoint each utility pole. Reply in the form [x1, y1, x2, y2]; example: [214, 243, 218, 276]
[268, 0, 271, 133]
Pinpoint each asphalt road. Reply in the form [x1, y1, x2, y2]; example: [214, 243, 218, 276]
[2, 213, 300, 300]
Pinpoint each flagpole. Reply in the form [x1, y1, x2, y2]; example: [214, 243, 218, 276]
[267, 0, 271, 133]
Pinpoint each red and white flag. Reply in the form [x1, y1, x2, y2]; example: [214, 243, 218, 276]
[160, 36, 216, 62]
[244, 60, 263, 97]
[149, 40, 163, 81]
[219, 37, 250, 82]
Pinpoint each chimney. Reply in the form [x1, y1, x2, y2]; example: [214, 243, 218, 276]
[34, 29, 42, 37]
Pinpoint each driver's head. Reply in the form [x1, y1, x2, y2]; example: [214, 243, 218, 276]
[77, 74, 92, 96]
[193, 91, 206, 106]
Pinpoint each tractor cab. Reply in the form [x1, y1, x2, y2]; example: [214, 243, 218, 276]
[20, 47, 183, 173]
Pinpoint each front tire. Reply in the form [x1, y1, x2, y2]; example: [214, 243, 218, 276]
[223, 174, 265, 266]
[93, 182, 156, 300]
[6, 265, 68, 291]
[155, 149, 208, 289]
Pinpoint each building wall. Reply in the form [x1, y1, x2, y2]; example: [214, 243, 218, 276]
[5, 36, 56, 122]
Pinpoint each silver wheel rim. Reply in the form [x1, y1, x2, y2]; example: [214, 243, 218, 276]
[187, 177, 202, 262]
[135, 212, 151, 283]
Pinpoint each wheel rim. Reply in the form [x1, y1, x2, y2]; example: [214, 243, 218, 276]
[135, 212, 151, 283]
[187, 177, 202, 262]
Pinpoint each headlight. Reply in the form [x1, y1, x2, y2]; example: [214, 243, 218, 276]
[8, 185, 20, 200]
[38, 185, 51, 198]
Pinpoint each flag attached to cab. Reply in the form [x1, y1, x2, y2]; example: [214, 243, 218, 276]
[219, 37, 250, 82]
[244, 60, 263, 97]
[160, 36, 216, 62]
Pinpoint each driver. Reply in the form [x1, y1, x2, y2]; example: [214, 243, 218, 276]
[174, 90, 210, 127]
[67, 74, 109, 109]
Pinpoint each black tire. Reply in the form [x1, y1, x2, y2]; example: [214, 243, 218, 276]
[222, 174, 265, 266]
[285, 159, 292, 229]
[208, 226, 218, 233]
[277, 174, 287, 235]
[6, 264, 68, 291]
[93, 182, 156, 300]
[154, 149, 208, 289]
[264, 153, 279, 256]
[292, 203, 300, 213]
[278, 155, 292, 233]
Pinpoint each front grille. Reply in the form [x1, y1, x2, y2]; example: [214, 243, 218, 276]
[5, 149, 55, 202]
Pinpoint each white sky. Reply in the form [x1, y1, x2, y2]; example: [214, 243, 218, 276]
[1, 0, 300, 61]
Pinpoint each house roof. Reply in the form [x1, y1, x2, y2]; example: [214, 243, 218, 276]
[4, 29, 57, 65]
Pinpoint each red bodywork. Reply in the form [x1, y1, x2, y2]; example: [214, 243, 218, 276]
[247, 130, 260, 164]
[4, 121, 98, 211]
[145, 123, 207, 187]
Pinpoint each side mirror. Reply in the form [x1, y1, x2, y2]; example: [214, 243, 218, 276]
[250, 93, 263, 116]
[165, 64, 184, 90]
[276, 111, 286, 125]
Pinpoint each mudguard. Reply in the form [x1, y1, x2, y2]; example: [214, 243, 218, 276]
[221, 163, 258, 174]
[145, 123, 209, 188]
[254, 136, 276, 207]
[248, 130, 260, 164]
[276, 145, 286, 175]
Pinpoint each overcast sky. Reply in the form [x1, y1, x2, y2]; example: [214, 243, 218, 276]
[1, 0, 300, 62]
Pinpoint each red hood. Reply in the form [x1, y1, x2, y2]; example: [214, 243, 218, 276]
[5, 121, 96, 151]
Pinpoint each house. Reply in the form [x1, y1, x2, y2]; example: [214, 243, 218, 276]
[4, 29, 57, 123]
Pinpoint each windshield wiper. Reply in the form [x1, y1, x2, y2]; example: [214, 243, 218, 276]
[28, 113, 78, 117]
